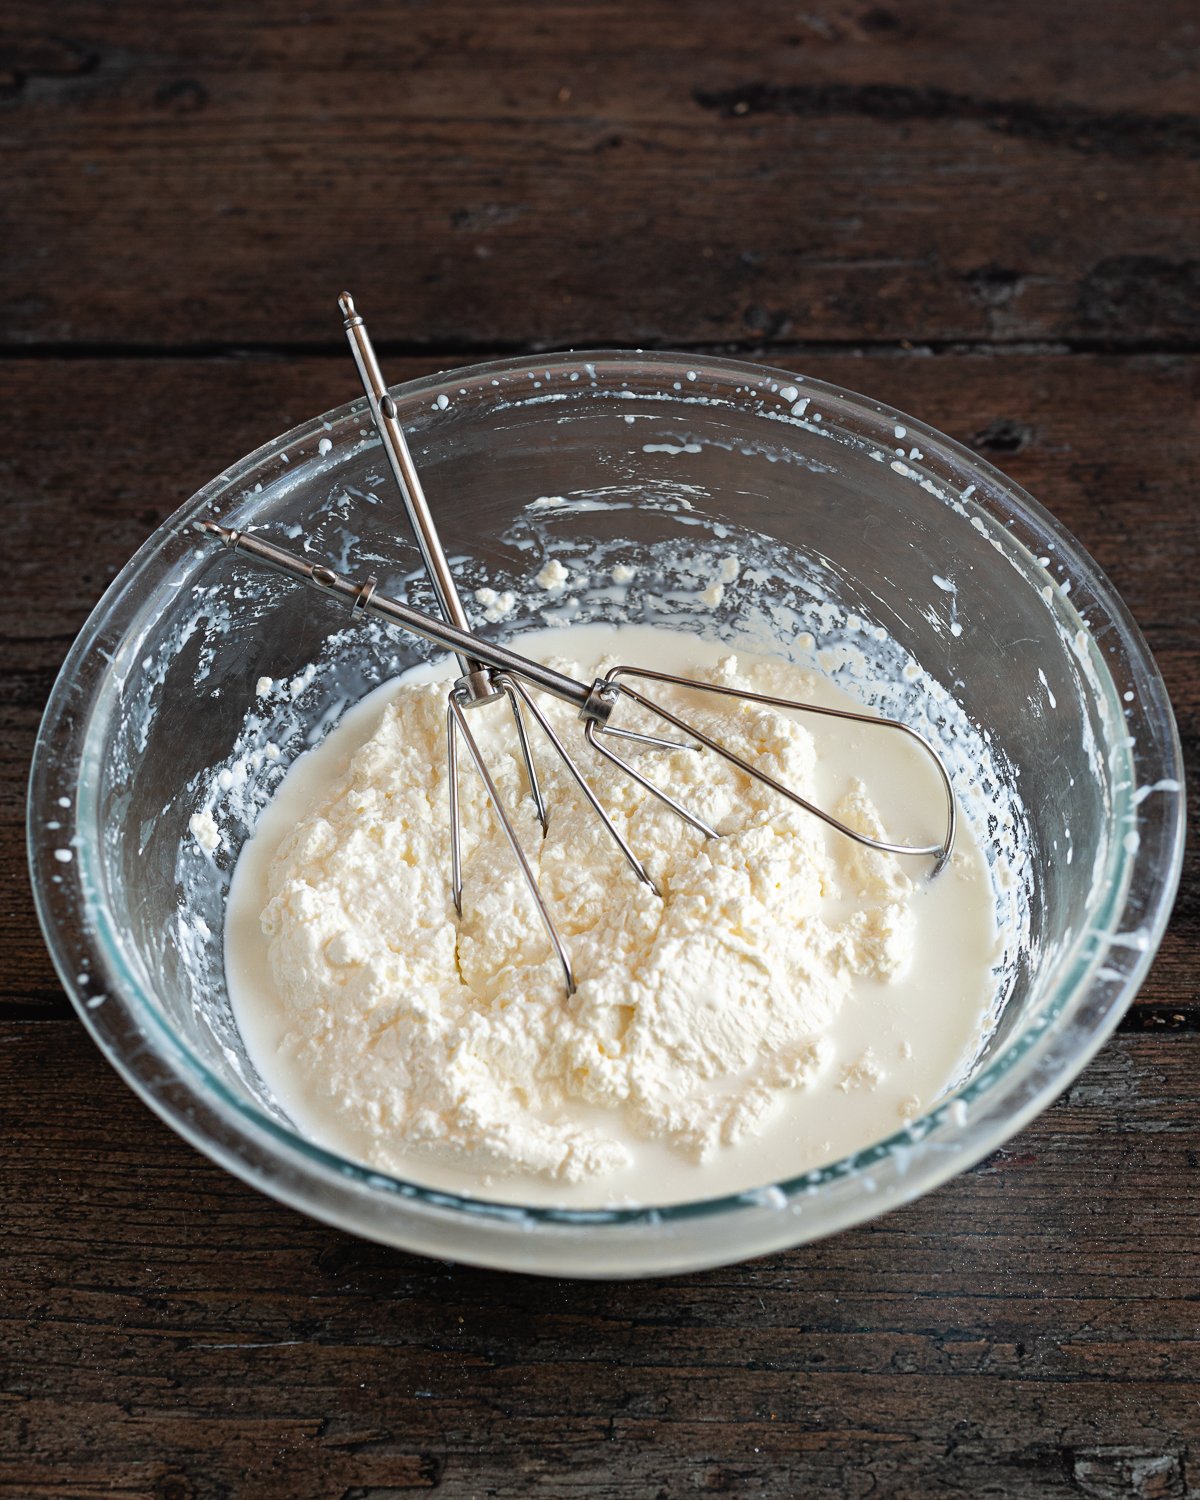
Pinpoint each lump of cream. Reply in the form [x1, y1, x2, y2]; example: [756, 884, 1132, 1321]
[473, 587, 516, 623]
[536, 558, 569, 591]
[258, 652, 918, 1186]
[190, 809, 222, 853]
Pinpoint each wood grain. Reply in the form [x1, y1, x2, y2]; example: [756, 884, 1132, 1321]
[2, 1, 1198, 1493]
[1, 1, 1198, 351]
[2, 1021, 1197, 1498]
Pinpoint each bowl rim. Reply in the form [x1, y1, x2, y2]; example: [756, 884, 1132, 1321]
[28, 348, 1187, 1272]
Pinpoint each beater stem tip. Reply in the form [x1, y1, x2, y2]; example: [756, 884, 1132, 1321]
[338, 291, 358, 321]
[195, 518, 234, 544]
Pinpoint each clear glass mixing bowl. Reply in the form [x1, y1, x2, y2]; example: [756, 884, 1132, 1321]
[28, 353, 1184, 1277]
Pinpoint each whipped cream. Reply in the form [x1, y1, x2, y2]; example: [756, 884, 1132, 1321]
[225, 624, 1000, 1208]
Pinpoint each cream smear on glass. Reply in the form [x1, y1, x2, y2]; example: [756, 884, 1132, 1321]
[224, 623, 1001, 1209]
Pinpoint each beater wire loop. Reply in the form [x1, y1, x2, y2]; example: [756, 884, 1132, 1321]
[602, 666, 956, 872]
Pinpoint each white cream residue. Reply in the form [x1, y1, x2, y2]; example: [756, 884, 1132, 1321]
[189, 809, 222, 854]
[472, 586, 516, 622]
[225, 625, 1001, 1209]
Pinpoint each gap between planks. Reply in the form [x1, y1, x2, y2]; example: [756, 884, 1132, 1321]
[0, 337, 1199, 363]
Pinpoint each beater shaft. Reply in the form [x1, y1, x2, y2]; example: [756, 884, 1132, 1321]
[196, 520, 596, 714]
[198, 519, 955, 863]
[339, 292, 490, 696]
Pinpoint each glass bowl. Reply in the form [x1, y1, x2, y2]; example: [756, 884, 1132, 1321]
[28, 352, 1184, 1277]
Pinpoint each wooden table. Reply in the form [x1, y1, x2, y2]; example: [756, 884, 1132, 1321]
[3, 4, 1197, 1494]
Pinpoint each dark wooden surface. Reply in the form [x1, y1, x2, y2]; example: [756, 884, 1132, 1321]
[2, 3, 1197, 1496]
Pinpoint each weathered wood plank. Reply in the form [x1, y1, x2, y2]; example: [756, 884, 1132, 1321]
[2, 4, 1196, 1495]
[1, 0, 1198, 349]
[1, 1021, 1196, 1497]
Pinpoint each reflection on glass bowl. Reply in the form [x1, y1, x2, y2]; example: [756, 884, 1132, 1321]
[28, 352, 1184, 1277]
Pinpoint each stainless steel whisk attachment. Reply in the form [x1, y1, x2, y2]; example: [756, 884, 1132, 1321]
[198, 295, 957, 996]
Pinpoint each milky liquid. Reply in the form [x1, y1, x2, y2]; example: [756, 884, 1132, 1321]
[225, 623, 1002, 1209]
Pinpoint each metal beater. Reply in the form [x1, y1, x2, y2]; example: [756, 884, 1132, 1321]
[197, 295, 956, 994]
